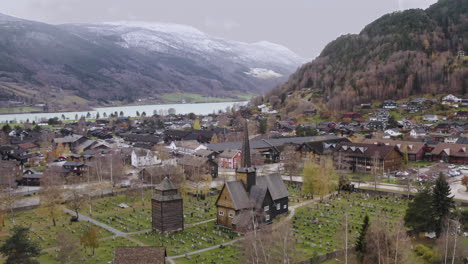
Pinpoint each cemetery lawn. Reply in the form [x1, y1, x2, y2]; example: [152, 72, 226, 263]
[130, 222, 238, 256]
[0, 209, 112, 250]
[69, 190, 217, 233]
[293, 192, 408, 258]
[174, 244, 240, 264]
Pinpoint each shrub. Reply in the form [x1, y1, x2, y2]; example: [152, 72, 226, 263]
[414, 244, 437, 263]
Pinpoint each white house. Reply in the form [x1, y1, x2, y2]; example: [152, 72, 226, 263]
[131, 148, 161, 167]
[422, 115, 439, 122]
[410, 128, 427, 138]
[384, 129, 402, 138]
[167, 140, 207, 155]
[442, 94, 461, 107]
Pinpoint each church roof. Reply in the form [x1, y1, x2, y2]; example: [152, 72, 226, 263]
[256, 174, 289, 201]
[225, 181, 251, 210]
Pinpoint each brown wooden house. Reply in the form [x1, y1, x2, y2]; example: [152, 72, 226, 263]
[334, 142, 403, 173]
[151, 177, 183, 233]
[362, 139, 427, 161]
[215, 123, 289, 232]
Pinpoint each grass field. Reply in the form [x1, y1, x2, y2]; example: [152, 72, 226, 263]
[0, 106, 42, 114]
[160, 93, 250, 104]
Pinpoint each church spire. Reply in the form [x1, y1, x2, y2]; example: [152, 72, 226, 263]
[241, 121, 252, 168]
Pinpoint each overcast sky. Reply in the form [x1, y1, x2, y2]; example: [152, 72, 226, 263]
[0, 0, 437, 58]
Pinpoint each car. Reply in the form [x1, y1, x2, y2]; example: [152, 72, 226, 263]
[448, 164, 456, 169]
[459, 165, 468, 170]
[448, 170, 461, 177]
[396, 171, 409, 176]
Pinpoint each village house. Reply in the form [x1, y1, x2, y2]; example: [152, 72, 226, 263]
[428, 143, 468, 164]
[333, 142, 403, 173]
[113, 247, 166, 264]
[423, 115, 439, 122]
[382, 100, 397, 109]
[167, 140, 207, 155]
[442, 94, 462, 107]
[455, 111, 468, 120]
[218, 149, 242, 169]
[341, 112, 362, 121]
[177, 155, 218, 178]
[193, 149, 217, 160]
[62, 161, 88, 176]
[296, 136, 350, 159]
[215, 124, 288, 232]
[0, 160, 21, 187]
[131, 148, 161, 167]
[209, 135, 344, 164]
[410, 127, 427, 138]
[362, 139, 427, 161]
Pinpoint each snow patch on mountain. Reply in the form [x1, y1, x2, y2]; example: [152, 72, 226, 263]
[245, 68, 283, 79]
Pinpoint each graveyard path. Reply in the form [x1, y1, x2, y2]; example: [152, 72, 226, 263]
[125, 218, 217, 236]
[64, 208, 126, 236]
[167, 237, 243, 263]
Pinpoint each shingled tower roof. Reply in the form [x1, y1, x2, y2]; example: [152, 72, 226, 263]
[241, 121, 252, 168]
[155, 177, 177, 191]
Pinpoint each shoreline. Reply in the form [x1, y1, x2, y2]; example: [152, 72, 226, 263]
[0, 100, 248, 116]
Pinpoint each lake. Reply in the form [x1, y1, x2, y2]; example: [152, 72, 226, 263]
[0, 101, 247, 123]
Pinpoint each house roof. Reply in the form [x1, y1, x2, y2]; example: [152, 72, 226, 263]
[225, 181, 251, 210]
[133, 148, 155, 158]
[218, 149, 240, 159]
[362, 139, 425, 155]
[53, 134, 83, 144]
[114, 247, 166, 264]
[175, 140, 203, 150]
[207, 135, 342, 152]
[17, 142, 37, 150]
[193, 149, 215, 157]
[337, 142, 401, 160]
[177, 155, 208, 167]
[431, 143, 468, 158]
[63, 161, 85, 167]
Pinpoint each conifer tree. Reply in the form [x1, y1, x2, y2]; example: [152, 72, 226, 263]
[0, 226, 41, 264]
[432, 173, 455, 237]
[355, 215, 369, 262]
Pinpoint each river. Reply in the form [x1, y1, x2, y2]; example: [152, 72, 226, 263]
[0, 101, 247, 123]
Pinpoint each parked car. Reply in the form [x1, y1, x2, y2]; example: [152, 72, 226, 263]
[448, 170, 461, 177]
[448, 164, 457, 169]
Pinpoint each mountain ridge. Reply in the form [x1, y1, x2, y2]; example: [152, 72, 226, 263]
[0, 13, 306, 110]
[262, 0, 468, 113]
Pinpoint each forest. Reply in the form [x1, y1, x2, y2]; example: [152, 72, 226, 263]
[263, 0, 468, 111]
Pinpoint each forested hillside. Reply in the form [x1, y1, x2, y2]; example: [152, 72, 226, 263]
[263, 0, 468, 112]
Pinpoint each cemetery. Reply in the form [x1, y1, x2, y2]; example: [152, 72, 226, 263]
[131, 221, 238, 256]
[68, 189, 218, 233]
[0, 209, 112, 249]
[293, 192, 408, 258]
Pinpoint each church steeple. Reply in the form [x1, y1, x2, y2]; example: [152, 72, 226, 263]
[236, 120, 256, 192]
[241, 121, 252, 168]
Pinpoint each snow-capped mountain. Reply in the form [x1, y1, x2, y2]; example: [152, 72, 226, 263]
[0, 14, 306, 105]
